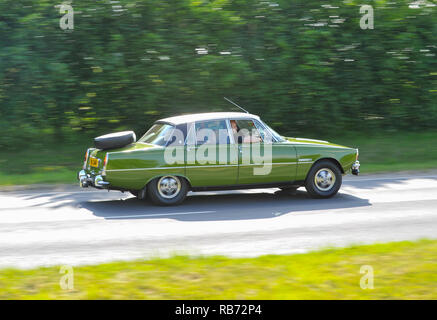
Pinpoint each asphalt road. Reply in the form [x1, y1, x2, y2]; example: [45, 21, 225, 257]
[1, 172, 437, 269]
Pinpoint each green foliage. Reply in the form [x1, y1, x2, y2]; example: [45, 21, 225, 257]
[0, 0, 435, 150]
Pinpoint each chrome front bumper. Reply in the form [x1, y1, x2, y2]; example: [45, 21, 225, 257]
[78, 170, 110, 189]
[351, 161, 360, 175]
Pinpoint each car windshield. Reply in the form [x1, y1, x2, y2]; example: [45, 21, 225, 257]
[260, 120, 286, 142]
[138, 123, 175, 146]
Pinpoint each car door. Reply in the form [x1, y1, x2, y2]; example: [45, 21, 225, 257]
[185, 119, 238, 187]
[233, 119, 297, 185]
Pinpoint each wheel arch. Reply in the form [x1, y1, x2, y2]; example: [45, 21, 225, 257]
[306, 157, 344, 181]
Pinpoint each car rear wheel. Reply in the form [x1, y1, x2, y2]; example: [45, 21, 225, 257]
[148, 175, 188, 206]
[305, 160, 342, 198]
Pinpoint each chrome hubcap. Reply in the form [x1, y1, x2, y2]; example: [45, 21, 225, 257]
[314, 168, 336, 192]
[158, 176, 181, 199]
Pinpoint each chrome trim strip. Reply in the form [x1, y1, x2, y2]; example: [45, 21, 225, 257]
[187, 164, 239, 168]
[240, 162, 297, 166]
[107, 167, 186, 172]
[287, 143, 350, 149]
[105, 162, 298, 172]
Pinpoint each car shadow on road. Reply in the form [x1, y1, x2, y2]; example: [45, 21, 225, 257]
[81, 189, 371, 221]
[16, 174, 432, 214]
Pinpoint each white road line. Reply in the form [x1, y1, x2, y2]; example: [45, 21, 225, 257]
[106, 211, 215, 219]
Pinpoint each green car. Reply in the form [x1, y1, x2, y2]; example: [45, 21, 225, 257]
[78, 112, 360, 205]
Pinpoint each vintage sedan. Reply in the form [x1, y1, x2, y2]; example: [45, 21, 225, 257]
[78, 112, 360, 205]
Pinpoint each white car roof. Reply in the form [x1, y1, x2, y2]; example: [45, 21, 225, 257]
[158, 112, 260, 125]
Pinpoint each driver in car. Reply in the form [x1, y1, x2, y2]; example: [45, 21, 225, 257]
[230, 120, 261, 143]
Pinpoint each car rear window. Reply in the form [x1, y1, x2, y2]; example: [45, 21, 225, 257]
[138, 123, 175, 146]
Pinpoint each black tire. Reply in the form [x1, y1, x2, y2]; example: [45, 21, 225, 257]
[147, 176, 188, 206]
[305, 160, 342, 198]
[94, 131, 136, 150]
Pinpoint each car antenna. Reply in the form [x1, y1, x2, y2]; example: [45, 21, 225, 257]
[224, 97, 249, 114]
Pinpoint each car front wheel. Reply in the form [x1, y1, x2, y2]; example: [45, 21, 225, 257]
[147, 175, 188, 206]
[305, 160, 342, 198]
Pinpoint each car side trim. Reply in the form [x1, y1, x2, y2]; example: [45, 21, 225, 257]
[191, 181, 305, 192]
[105, 162, 298, 172]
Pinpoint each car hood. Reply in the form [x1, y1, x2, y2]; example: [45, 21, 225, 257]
[284, 137, 352, 149]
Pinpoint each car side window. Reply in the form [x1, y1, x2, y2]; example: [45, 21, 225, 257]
[230, 119, 263, 144]
[194, 120, 230, 145]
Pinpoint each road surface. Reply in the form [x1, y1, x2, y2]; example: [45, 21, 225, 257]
[1, 172, 437, 268]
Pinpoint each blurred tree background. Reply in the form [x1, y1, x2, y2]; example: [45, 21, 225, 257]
[0, 0, 435, 151]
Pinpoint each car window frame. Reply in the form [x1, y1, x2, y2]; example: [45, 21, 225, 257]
[192, 119, 232, 146]
[256, 119, 284, 143]
[169, 117, 282, 146]
[232, 118, 263, 144]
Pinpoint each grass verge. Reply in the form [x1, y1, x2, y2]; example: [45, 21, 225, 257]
[0, 131, 436, 185]
[1, 239, 436, 299]
[332, 130, 437, 173]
